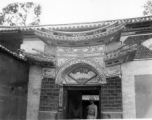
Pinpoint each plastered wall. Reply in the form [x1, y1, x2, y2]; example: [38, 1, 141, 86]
[121, 60, 152, 118]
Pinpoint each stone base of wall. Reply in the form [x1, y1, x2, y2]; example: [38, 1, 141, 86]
[38, 111, 57, 120]
[102, 112, 123, 119]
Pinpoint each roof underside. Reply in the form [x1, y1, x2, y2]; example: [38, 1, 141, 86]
[33, 22, 124, 46]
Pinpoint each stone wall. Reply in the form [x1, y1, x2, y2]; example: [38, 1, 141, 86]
[0, 50, 29, 120]
[101, 76, 123, 119]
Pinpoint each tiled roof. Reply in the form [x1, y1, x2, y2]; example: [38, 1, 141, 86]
[0, 15, 152, 31]
[105, 34, 152, 65]
[33, 23, 124, 46]
[20, 50, 55, 67]
[0, 45, 27, 61]
[105, 44, 137, 60]
[105, 44, 137, 66]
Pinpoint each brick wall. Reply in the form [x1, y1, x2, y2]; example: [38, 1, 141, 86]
[39, 76, 123, 119]
[101, 76, 123, 119]
[39, 78, 59, 111]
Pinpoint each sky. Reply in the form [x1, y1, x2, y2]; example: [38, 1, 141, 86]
[0, 0, 149, 25]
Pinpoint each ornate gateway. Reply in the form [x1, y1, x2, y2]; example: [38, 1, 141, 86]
[30, 22, 124, 86]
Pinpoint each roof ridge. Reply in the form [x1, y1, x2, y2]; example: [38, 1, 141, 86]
[0, 15, 152, 28]
[0, 45, 27, 61]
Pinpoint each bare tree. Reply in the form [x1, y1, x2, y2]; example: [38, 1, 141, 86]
[0, 2, 41, 26]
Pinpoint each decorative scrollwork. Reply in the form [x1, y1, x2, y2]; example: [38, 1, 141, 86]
[55, 58, 106, 85]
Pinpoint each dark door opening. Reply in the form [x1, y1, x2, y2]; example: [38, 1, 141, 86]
[63, 86, 101, 119]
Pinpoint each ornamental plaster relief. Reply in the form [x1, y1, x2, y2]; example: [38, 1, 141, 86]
[91, 57, 105, 67]
[55, 58, 106, 85]
[106, 65, 121, 77]
[56, 45, 106, 85]
[57, 52, 104, 57]
[57, 58, 71, 67]
[56, 45, 105, 56]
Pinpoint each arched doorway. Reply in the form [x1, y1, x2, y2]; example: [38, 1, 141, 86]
[56, 59, 106, 119]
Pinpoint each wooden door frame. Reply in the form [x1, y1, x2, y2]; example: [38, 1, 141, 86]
[63, 85, 101, 119]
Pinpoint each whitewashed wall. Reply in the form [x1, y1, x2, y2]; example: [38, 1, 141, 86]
[121, 60, 152, 118]
[21, 37, 45, 54]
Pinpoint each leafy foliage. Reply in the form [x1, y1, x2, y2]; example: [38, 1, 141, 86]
[143, 1, 152, 15]
[0, 2, 41, 26]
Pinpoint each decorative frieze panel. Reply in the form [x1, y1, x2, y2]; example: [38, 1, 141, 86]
[43, 68, 56, 78]
[57, 45, 105, 54]
[106, 65, 121, 77]
[57, 52, 104, 57]
[57, 45, 105, 57]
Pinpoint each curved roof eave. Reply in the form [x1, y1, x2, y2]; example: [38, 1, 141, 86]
[32, 23, 124, 46]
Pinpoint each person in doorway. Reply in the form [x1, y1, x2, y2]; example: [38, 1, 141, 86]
[71, 102, 81, 119]
[87, 96, 98, 119]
